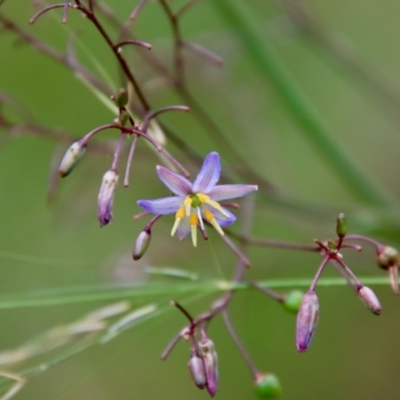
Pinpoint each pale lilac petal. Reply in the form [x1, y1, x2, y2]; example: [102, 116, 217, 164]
[192, 152, 221, 193]
[207, 184, 258, 201]
[203, 205, 236, 227]
[156, 166, 192, 196]
[177, 215, 191, 240]
[137, 196, 182, 215]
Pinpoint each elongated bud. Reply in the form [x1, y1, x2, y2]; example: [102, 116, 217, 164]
[133, 229, 151, 260]
[113, 88, 128, 108]
[296, 290, 319, 352]
[254, 372, 282, 399]
[283, 290, 304, 314]
[59, 140, 86, 177]
[188, 354, 206, 390]
[358, 286, 382, 315]
[336, 213, 347, 238]
[98, 170, 118, 226]
[198, 337, 218, 397]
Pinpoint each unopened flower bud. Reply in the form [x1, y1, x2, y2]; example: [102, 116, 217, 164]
[198, 337, 218, 397]
[98, 170, 118, 226]
[377, 246, 399, 294]
[283, 290, 304, 314]
[377, 246, 399, 269]
[336, 213, 347, 238]
[132, 229, 151, 261]
[59, 140, 86, 177]
[117, 110, 130, 126]
[188, 354, 206, 390]
[296, 290, 319, 353]
[358, 286, 382, 315]
[113, 88, 128, 108]
[254, 372, 282, 399]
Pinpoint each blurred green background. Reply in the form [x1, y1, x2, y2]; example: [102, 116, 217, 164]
[1, 0, 400, 399]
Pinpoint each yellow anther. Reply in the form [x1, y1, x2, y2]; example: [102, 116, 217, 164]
[176, 207, 185, 219]
[171, 207, 185, 236]
[202, 209, 224, 236]
[197, 193, 210, 203]
[203, 209, 214, 222]
[205, 199, 230, 218]
[189, 213, 199, 226]
[184, 196, 192, 216]
[189, 214, 199, 247]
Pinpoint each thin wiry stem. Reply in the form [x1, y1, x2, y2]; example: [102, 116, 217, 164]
[158, 0, 185, 82]
[222, 310, 257, 376]
[114, 39, 152, 51]
[74, 3, 151, 112]
[124, 135, 138, 187]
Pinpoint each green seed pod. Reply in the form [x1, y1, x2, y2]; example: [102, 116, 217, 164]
[336, 213, 347, 238]
[254, 373, 282, 399]
[283, 290, 304, 314]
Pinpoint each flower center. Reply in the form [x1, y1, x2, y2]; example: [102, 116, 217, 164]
[171, 193, 229, 247]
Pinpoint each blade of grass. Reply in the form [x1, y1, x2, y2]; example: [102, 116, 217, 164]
[212, 0, 398, 208]
[0, 275, 393, 309]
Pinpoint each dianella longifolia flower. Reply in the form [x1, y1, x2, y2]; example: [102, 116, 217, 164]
[137, 152, 258, 246]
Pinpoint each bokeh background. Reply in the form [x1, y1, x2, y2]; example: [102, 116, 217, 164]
[1, 0, 400, 399]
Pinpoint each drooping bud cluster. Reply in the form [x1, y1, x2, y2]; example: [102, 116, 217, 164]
[187, 334, 219, 397]
[198, 336, 219, 397]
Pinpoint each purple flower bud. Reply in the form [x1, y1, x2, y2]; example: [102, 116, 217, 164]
[358, 286, 382, 315]
[188, 355, 206, 390]
[58, 140, 86, 177]
[198, 337, 218, 397]
[296, 290, 319, 353]
[132, 229, 151, 261]
[98, 170, 118, 226]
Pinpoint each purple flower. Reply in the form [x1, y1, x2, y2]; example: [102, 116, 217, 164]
[137, 152, 257, 246]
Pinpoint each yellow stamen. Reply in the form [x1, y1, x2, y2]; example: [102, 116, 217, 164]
[197, 193, 210, 203]
[171, 207, 185, 236]
[189, 213, 198, 247]
[205, 199, 230, 218]
[203, 209, 224, 236]
[184, 196, 192, 216]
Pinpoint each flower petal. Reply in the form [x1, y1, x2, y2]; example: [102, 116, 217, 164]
[203, 205, 236, 227]
[192, 152, 221, 193]
[207, 184, 258, 201]
[177, 215, 191, 240]
[156, 166, 192, 196]
[137, 196, 182, 215]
